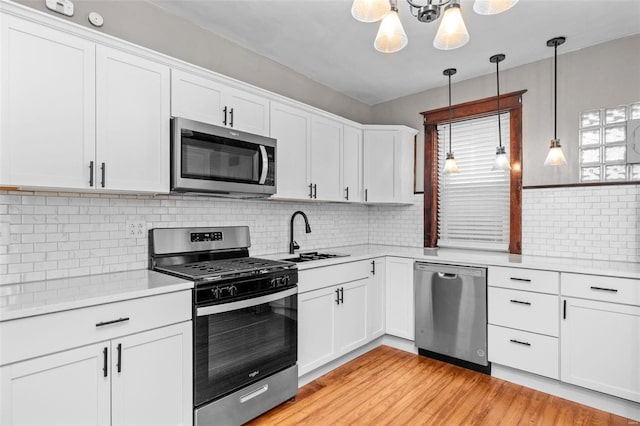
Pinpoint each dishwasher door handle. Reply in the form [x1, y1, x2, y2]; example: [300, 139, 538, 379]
[437, 272, 458, 279]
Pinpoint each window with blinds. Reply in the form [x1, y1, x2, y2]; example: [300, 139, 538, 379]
[437, 113, 510, 251]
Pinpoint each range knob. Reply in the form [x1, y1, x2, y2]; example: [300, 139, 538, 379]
[269, 277, 278, 288]
[210, 287, 221, 299]
[228, 285, 238, 296]
[282, 276, 290, 286]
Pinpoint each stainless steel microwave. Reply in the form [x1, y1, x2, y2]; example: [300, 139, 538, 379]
[171, 118, 276, 197]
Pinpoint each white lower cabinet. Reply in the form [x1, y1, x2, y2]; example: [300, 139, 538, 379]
[0, 291, 193, 426]
[561, 297, 640, 403]
[385, 257, 414, 340]
[367, 258, 385, 339]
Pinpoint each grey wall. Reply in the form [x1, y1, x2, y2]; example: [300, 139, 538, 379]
[371, 34, 640, 188]
[13, 0, 373, 124]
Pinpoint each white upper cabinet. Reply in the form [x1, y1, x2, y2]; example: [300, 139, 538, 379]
[0, 15, 170, 193]
[171, 69, 270, 136]
[310, 115, 342, 201]
[270, 101, 311, 199]
[96, 46, 170, 193]
[363, 126, 417, 204]
[0, 15, 96, 189]
[342, 125, 362, 202]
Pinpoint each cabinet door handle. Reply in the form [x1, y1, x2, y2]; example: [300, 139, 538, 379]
[590, 286, 618, 293]
[335, 288, 340, 305]
[563, 299, 567, 320]
[509, 299, 531, 306]
[309, 183, 313, 199]
[365, 189, 368, 202]
[89, 161, 94, 187]
[371, 260, 376, 275]
[229, 107, 234, 127]
[96, 317, 130, 327]
[116, 343, 122, 373]
[510, 277, 531, 283]
[313, 184, 317, 199]
[339, 287, 344, 304]
[345, 187, 349, 200]
[509, 339, 531, 347]
[223, 106, 228, 126]
[100, 162, 106, 188]
[103, 347, 108, 377]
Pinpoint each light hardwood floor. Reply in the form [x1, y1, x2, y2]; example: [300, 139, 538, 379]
[248, 345, 634, 425]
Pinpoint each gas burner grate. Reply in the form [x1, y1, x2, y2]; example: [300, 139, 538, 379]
[157, 257, 293, 280]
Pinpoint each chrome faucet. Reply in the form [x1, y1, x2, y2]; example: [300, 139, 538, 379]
[289, 211, 311, 254]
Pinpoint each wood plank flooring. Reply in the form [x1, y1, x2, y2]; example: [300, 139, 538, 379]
[248, 345, 634, 425]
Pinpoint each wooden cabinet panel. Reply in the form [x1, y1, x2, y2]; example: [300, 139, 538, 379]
[367, 258, 385, 339]
[488, 287, 559, 336]
[562, 273, 640, 306]
[561, 297, 640, 403]
[335, 279, 368, 354]
[298, 286, 336, 375]
[96, 45, 170, 193]
[385, 257, 414, 340]
[342, 125, 362, 202]
[0, 15, 95, 189]
[363, 130, 396, 203]
[225, 86, 270, 136]
[171, 69, 224, 126]
[310, 115, 342, 201]
[488, 266, 559, 294]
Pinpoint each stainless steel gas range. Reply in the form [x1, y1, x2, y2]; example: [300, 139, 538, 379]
[149, 226, 298, 426]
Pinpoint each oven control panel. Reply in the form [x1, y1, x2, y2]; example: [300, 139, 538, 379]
[191, 231, 223, 242]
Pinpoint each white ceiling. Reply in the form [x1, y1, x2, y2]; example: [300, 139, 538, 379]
[150, 0, 640, 105]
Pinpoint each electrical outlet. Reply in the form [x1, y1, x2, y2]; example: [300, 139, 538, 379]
[125, 220, 146, 239]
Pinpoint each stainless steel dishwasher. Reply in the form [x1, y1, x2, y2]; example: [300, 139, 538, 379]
[414, 262, 490, 374]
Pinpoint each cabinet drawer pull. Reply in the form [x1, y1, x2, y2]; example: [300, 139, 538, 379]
[89, 161, 94, 187]
[590, 286, 618, 293]
[229, 107, 234, 127]
[365, 189, 368, 202]
[313, 184, 317, 199]
[339, 287, 344, 304]
[100, 162, 106, 188]
[345, 186, 349, 200]
[510, 277, 531, 283]
[103, 347, 108, 377]
[509, 299, 531, 306]
[96, 317, 130, 327]
[308, 183, 313, 199]
[371, 260, 376, 275]
[335, 288, 340, 305]
[509, 339, 531, 347]
[223, 106, 228, 125]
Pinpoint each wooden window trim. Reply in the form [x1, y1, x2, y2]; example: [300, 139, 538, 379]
[421, 90, 527, 254]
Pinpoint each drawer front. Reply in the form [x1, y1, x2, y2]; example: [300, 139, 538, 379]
[0, 290, 192, 366]
[488, 287, 559, 336]
[488, 266, 559, 294]
[562, 273, 640, 306]
[488, 324, 559, 379]
[299, 260, 371, 293]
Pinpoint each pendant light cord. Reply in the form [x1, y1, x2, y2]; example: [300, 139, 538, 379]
[496, 60, 502, 148]
[554, 41, 557, 140]
[448, 73, 452, 154]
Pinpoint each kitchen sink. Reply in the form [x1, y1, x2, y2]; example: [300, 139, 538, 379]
[283, 252, 349, 263]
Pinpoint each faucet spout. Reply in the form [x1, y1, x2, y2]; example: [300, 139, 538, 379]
[289, 211, 311, 254]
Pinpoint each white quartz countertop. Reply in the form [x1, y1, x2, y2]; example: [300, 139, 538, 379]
[267, 244, 640, 279]
[0, 270, 193, 322]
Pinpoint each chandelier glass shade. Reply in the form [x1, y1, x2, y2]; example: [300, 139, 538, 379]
[352, 0, 518, 53]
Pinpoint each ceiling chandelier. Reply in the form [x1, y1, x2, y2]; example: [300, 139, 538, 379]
[351, 0, 519, 53]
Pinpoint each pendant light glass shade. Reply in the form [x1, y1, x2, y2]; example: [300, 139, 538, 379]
[351, 0, 391, 23]
[544, 139, 567, 166]
[374, 7, 408, 53]
[473, 0, 519, 15]
[433, 2, 469, 50]
[444, 152, 459, 174]
[492, 146, 511, 171]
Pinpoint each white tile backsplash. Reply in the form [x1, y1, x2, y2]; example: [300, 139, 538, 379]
[0, 191, 368, 285]
[1, 185, 639, 285]
[522, 185, 640, 262]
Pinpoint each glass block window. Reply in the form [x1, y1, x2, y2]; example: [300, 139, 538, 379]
[579, 102, 640, 182]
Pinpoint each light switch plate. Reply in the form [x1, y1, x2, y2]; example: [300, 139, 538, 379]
[45, 0, 74, 17]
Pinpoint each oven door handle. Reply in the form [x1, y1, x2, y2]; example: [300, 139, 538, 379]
[196, 287, 297, 316]
[258, 145, 268, 185]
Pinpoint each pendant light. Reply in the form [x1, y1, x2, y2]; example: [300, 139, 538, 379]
[433, 0, 470, 50]
[443, 68, 459, 174]
[490, 53, 511, 171]
[374, 0, 408, 53]
[473, 0, 519, 15]
[351, 0, 390, 23]
[544, 36, 568, 167]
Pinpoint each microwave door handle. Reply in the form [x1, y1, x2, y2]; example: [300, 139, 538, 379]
[258, 145, 268, 185]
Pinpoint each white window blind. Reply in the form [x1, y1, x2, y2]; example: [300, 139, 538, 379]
[437, 113, 510, 251]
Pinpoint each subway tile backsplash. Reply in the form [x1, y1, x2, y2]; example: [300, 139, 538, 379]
[522, 185, 640, 262]
[0, 191, 368, 285]
[1, 185, 639, 285]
